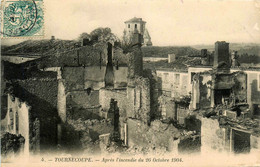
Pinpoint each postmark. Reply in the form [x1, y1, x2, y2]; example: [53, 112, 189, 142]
[1, 0, 44, 38]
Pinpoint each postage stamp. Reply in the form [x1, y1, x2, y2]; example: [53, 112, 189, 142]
[1, 0, 44, 38]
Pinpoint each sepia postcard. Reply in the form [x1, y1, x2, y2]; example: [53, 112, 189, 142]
[1, 0, 260, 166]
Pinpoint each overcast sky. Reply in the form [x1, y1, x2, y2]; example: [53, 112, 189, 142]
[2, 0, 260, 46]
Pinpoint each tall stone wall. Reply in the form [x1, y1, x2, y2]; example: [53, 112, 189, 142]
[246, 72, 260, 111]
[127, 77, 151, 124]
[127, 46, 143, 79]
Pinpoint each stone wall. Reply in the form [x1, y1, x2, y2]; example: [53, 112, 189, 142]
[57, 80, 66, 122]
[127, 77, 151, 124]
[201, 117, 230, 154]
[127, 46, 143, 79]
[99, 89, 127, 117]
[11, 77, 59, 152]
[250, 135, 260, 155]
[4, 94, 30, 156]
[198, 74, 212, 109]
[114, 67, 128, 88]
[158, 95, 175, 119]
[232, 72, 247, 103]
[62, 66, 128, 91]
[66, 90, 101, 120]
[84, 66, 106, 90]
[62, 67, 85, 91]
[37, 43, 128, 68]
[246, 71, 260, 111]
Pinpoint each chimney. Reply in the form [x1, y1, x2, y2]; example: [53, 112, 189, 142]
[168, 54, 176, 63]
[213, 41, 230, 68]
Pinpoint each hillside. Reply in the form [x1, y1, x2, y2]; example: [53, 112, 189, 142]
[142, 46, 200, 57]
[2, 40, 200, 59]
[1, 39, 81, 55]
[192, 43, 260, 56]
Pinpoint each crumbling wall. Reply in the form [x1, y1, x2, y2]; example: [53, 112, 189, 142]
[127, 77, 151, 124]
[214, 74, 234, 89]
[54, 44, 107, 67]
[127, 46, 143, 79]
[113, 48, 128, 66]
[66, 90, 101, 120]
[4, 94, 30, 155]
[114, 67, 128, 88]
[232, 72, 247, 103]
[247, 72, 260, 112]
[57, 80, 66, 122]
[177, 108, 190, 125]
[37, 43, 128, 68]
[84, 66, 106, 90]
[158, 95, 176, 119]
[199, 74, 212, 108]
[172, 73, 189, 98]
[29, 117, 40, 154]
[67, 90, 99, 108]
[62, 67, 85, 91]
[201, 117, 229, 154]
[127, 119, 180, 151]
[84, 66, 127, 90]
[99, 89, 127, 117]
[12, 77, 59, 151]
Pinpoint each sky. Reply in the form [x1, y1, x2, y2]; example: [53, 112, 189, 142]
[1, 0, 260, 46]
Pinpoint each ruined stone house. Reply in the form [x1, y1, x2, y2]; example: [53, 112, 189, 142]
[154, 41, 260, 154]
[2, 67, 59, 154]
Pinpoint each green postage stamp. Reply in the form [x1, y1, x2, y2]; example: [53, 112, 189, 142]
[1, 0, 44, 38]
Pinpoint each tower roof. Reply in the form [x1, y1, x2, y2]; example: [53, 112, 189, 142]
[124, 17, 146, 23]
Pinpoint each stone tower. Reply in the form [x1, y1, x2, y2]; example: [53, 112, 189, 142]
[124, 17, 152, 46]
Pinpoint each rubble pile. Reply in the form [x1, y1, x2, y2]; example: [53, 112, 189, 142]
[1, 132, 25, 156]
[64, 118, 114, 154]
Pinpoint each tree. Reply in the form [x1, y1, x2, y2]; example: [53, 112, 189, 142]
[77, 33, 91, 41]
[89, 27, 119, 44]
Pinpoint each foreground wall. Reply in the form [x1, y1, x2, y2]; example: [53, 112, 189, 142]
[201, 117, 230, 154]
[4, 94, 30, 156]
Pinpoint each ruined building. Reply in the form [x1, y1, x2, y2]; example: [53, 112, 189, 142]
[156, 41, 260, 154]
[1, 19, 260, 157]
